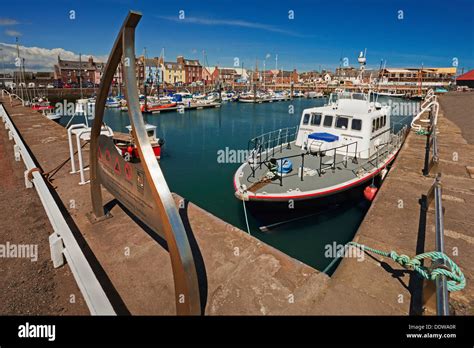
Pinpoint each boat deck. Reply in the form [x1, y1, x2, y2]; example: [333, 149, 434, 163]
[238, 142, 394, 198]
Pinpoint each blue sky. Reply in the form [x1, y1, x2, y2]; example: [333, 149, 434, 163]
[0, 0, 473, 72]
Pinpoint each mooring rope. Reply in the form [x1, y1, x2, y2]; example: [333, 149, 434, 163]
[347, 242, 465, 292]
[242, 199, 251, 235]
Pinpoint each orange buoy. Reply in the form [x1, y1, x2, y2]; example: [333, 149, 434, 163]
[364, 184, 378, 201]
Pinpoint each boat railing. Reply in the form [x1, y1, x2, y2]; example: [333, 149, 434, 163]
[313, 141, 359, 177]
[248, 140, 359, 187]
[248, 126, 299, 162]
[352, 125, 408, 176]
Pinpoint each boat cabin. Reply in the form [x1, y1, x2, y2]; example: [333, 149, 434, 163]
[126, 124, 158, 145]
[295, 91, 391, 159]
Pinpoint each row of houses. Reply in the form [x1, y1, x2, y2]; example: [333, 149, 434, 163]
[0, 54, 462, 89]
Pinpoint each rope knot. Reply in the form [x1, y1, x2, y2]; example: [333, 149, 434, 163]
[390, 251, 418, 269]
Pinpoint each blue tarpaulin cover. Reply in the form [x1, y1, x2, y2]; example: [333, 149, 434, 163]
[277, 158, 293, 174]
[308, 132, 339, 142]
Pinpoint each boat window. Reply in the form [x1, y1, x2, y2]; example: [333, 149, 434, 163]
[376, 118, 380, 130]
[311, 113, 322, 126]
[335, 116, 349, 129]
[147, 130, 155, 138]
[383, 115, 387, 127]
[372, 119, 376, 132]
[302, 113, 310, 125]
[352, 119, 362, 131]
[352, 93, 366, 100]
[323, 115, 333, 127]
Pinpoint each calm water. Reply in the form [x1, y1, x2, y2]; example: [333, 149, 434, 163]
[61, 97, 415, 272]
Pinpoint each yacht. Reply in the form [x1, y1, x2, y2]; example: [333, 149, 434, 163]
[233, 90, 407, 210]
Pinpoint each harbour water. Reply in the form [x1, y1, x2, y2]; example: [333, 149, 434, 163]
[61, 97, 416, 272]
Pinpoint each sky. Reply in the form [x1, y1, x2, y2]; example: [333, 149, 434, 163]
[0, 0, 473, 73]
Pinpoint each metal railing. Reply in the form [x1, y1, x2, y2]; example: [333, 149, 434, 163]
[248, 139, 359, 187]
[0, 102, 115, 315]
[424, 174, 449, 315]
[416, 90, 449, 315]
[1, 88, 26, 106]
[423, 103, 439, 176]
[248, 126, 299, 162]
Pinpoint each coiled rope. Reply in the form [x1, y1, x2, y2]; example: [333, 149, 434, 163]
[348, 242, 465, 292]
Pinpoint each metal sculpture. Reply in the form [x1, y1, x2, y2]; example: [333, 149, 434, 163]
[89, 11, 201, 315]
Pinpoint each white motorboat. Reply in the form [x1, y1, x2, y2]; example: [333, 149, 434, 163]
[234, 90, 408, 210]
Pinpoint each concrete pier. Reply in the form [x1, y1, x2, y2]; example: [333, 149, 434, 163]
[313, 92, 474, 315]
[1, 92, 472, 316]
[0, 96, 328, 315]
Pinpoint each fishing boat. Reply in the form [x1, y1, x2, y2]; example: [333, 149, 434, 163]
[114, 124, 164, 160]
[233, 90, 407, 211]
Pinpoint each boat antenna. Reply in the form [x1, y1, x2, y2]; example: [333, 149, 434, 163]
[374, 59, 386, 104]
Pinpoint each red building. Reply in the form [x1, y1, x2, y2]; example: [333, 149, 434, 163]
[177, 56, 202, 84]
[456, 69, 474, 88]
[54, 56, 101, 84]
[211, 67, 237, 84]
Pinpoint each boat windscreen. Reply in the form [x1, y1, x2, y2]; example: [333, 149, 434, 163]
[352, 93, 367, 100]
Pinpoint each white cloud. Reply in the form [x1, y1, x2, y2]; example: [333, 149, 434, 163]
[0, 18, 19, 26]
[156, 16, 308, 37]
[5, 30, 22, 37]
[0, 42, 108, 71]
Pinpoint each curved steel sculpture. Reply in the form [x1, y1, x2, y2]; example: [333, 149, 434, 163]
[89, 11, 201, 315]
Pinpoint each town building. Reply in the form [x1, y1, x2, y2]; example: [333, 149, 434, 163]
[177, 56, 202, 84]
[54, 56, 101, 84]
[202, 67, 212, 85]
[161, 60, 184, 85]
[379, 67, 457, 86]
[210, 67, 238, 84]
[137, 56, 163, 87]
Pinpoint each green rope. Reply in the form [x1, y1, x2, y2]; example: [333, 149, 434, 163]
[416, 129, 430, 135]
[348, 242, 466, 292]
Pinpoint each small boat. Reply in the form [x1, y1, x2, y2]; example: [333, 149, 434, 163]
[435, 87, 448, 93]
[31, 97, 54, 111]
[114, 124, 164, 160]
[374, 91, 406, 98]
[305, 91, 324, 98]
[41, 108, 61, 121]
[105, 97, 120, 108]
[174, 92, 193, 104]
[233, 90, 407, 211]
[75, 98, 95, 118]
[140, 102, 177, 113]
